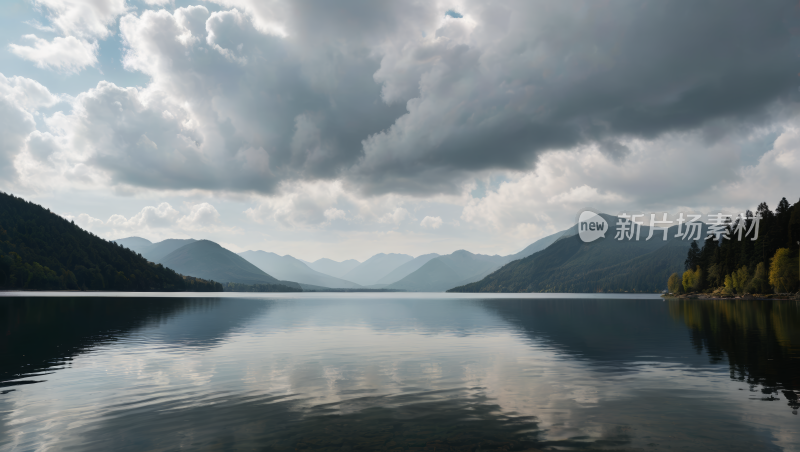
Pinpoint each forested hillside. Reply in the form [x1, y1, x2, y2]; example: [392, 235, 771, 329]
[450, 215, 695, 293]
[0, 192, 222, 291]
[672, 197, 800, 295]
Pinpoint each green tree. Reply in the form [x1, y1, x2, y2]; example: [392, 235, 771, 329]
[769, 248, 798, 293]
[668, 273, 682, 294]
[682, 266, 702, 293]
[707, 264, 721, 289]
[724, 274, 735, 294]
[747, 262, 770, 294]
[685, 241, 700, 270]
[731, 266, 750, 294]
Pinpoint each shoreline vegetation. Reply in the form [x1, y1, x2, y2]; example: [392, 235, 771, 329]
[666, 196, 800, 299]
[4, 190, 798, 296]
[662, 293, 800, 301]
[0, 192, 223, 292]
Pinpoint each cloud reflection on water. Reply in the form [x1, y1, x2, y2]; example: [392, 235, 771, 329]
[1, 296, 798, 451]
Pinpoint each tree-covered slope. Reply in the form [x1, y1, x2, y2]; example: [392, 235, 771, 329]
[0, 192, 221, 291]
[676, 197, 800, 295]
[450, 220, 697, 293]
[505, 229, 566, 261]
[159, 240, 301, 288]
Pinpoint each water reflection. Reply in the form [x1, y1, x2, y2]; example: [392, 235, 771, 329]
[0, 297, 267, 385]
[0, 295, 798, 451]
[668, 299, 800, 413]
[480, 299, 711, 368]
[65, 388, 541, 451]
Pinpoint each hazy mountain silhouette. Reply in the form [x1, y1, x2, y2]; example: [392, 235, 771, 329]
[115, 237, 198, 263]
[306, 258, 361, 278]
[341, 253, 413, 286]
[114, 237, 154, 254]
[239, 251, 361, 289]
[383, 230, 568, 292]
[376, 253, 440, 285]
[386, 250, 507, 292]
[159, 240, 299, 288]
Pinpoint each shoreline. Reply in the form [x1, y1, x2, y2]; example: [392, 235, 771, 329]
[662, 293, 800, 301]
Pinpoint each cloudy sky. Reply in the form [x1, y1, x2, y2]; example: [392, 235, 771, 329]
[2, 0, 799, 261]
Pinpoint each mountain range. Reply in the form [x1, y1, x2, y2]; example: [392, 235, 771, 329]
[113, 214, 700, 294]
[116, 237, 197, 263]
[238, 251, 361, 289]
[0, 193, 221, 292]
[114, 237, 300, 289]
[450, 214, 702, 293]
[305, 258, 361, 278]
[111, 223, 596, 292]
[0, 191, 712, 294]
[339, 253, 414, 286]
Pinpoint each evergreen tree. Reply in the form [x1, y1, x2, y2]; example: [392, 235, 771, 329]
[685, 241, 700, 270]
[675, 197, 800, 295]
[0, 192, 223, 292]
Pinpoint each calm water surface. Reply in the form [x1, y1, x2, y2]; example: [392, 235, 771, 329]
[1, 293, 799, 451]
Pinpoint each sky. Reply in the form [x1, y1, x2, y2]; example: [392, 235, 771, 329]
[2, 0, 799, 262]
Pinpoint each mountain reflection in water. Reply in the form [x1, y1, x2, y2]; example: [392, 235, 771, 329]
[1, 295, 799, 451]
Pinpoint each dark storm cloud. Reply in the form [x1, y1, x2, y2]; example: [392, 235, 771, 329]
[65, 0, 800, 196]
[351, 0, 800, 194]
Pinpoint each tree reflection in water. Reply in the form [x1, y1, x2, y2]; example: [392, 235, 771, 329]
[668, 299, 800, 413]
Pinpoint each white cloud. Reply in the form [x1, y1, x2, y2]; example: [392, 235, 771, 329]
[0, 74, 58, 181]
[3, 0, 800, 261]
[0, 73, 60, 111]
[61, 202, 234, 241]
[24, 19, 56, 33]
[724, 127, 800, 207]
[547, 185, 626, 205]
[32, 0, 128, 40]
[64, 212, 104, 229]
[177, 203, 222, 229]
[323, 208, 347, 222]
[420, 216, 443, 229]
[10, 0, 128, 73]
[244, 180, 348, 228]
[107, 202, 181, 229]
[9, 35, 98, 73]
[378, 207, 412, 225]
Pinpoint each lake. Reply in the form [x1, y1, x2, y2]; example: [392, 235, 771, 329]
[1, 293, 799, 451]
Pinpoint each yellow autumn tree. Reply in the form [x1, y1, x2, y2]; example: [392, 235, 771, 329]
[682, 266, 703, 293]
[770, 248, 798, 293]
[747, 262, 770, 294]
[731, 266, 750, 294]
[668, 273, 682, 294]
